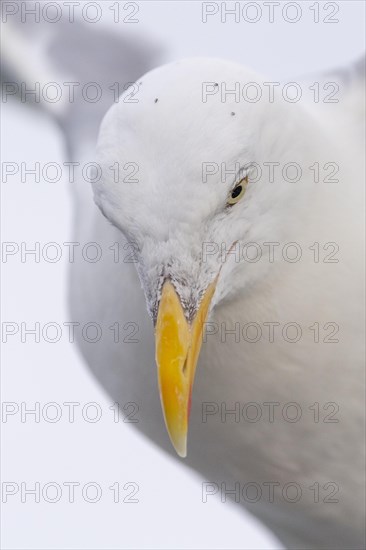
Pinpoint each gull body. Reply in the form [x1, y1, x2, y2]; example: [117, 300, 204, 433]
[83, 58, 365, 549]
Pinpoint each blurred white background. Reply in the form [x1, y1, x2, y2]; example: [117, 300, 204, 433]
[2, 1, 365, 549]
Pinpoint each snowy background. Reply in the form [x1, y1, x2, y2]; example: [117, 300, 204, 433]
[1, 1, 365, 549]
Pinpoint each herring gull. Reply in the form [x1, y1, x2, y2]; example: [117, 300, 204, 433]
[89, 57, 365, 549]
[5, 24, 363, 545]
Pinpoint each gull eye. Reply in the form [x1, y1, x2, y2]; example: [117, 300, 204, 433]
[227, 176, 248, 206]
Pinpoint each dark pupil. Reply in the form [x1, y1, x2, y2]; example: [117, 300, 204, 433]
[231, 185, 242, 199]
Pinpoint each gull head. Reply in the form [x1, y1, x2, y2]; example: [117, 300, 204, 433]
[93, 57, 310, 457]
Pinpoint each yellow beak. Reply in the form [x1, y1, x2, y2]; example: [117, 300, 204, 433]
[155, 280, 217, 457]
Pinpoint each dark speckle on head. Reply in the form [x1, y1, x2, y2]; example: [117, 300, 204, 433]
[214, 83, 219, 87]
[139, 81, 143, 85]
[154, 98, 158, 103]
[231, 112, 235, 116]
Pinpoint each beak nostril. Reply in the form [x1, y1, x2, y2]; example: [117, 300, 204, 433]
[182, 356, 188, 375]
